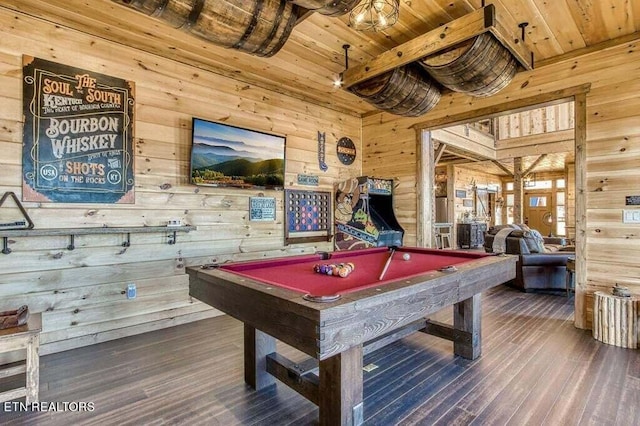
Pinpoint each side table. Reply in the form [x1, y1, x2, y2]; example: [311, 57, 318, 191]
[565, 256, 575, 297]
[0, 312, 41, 404]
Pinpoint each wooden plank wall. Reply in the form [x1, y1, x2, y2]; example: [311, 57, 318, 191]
[0, 9, 361, 357]
[362, 38, 640, 328]
[452, 167, 502, 223]
[498, 102, 575, 139]
[451, 167, 502, 246]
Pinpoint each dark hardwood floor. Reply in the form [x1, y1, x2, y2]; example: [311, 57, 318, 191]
[1, 285, 638, 425]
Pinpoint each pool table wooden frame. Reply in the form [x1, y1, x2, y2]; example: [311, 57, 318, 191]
[187, 248, 516, 426]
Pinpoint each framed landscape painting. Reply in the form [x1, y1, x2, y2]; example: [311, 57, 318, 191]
[190, 118, 285, 189]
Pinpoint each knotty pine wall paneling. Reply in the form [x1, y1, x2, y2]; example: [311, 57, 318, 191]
[0, 9, 361, 358]
[362, 38, 640, 329]
[452, 167, 502, 222]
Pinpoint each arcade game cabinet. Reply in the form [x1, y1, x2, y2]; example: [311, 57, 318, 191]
[334, 176, 404, 251]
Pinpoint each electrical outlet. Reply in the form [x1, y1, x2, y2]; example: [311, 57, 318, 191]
[126, 283, 136, 299]
[623, 210, 640, 224]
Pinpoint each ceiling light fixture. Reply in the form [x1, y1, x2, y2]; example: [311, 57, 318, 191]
[349, 0, 399, 32]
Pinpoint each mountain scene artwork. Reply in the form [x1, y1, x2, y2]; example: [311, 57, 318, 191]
[190, 118, 285, 189]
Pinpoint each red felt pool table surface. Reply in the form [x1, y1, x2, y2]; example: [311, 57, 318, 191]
[220, 247, 492, 297]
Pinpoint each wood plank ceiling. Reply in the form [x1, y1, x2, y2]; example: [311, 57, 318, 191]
[2, 0, 638, 172]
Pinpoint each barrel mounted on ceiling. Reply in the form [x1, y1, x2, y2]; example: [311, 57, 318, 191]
[349, 63, 441, 117]
[342, 3, 533, 106]
[113, 0, 299, 57]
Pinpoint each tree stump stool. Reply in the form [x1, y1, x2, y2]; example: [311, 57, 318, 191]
[592, 291, 638, 349]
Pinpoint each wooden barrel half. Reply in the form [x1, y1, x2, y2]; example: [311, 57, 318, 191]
[349, 63, 441, 117]
[290, 0, 360, 16]
[116, 0, 298, 57]
[422, 33, 517, 97]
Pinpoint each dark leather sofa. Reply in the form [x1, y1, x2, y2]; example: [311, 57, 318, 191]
[483, 225, 574, 292]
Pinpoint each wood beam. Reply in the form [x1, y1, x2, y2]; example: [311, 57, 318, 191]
[488, 2, 534, 71]
[447, 151, 485, 162]
[431, 128, 496, 160]
[417, 129, 434, 248]
[295, 8, 314, 25]
[513, 158, 523, 224]
[438, 158, 478, 166]
[341, 5, 533, 89]
[496, 129, 574, 148]
[522, 154, 548, 177]
[434, 143, 447, 164]
[491, 160, 513, 177]
[497, 140, 574, 160]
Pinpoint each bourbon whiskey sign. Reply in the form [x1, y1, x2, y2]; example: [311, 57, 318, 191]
[22, 56, 135, 203]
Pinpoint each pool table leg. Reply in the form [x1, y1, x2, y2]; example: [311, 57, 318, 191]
[244, 324, 276, 390]
[319, 344, 364, 426]
[453, 293, 482, 360]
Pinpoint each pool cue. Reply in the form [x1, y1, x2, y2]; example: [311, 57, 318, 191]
[378, 247, 396, 280]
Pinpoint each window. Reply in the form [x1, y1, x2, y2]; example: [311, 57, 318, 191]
[506, 194, 514, 224]
[556, 191, 566, 236]
[524, 179, 552, 190]
[529, 196, 547, 207]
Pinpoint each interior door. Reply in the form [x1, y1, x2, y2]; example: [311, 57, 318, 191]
[524, 192, 553, 235]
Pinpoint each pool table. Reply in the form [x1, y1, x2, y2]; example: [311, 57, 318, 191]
[187, 247, 516, 425]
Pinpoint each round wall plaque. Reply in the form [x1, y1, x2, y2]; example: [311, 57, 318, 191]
[336, 137, 356, 165]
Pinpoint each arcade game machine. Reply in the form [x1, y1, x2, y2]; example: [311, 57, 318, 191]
[334, 176, 404, 251]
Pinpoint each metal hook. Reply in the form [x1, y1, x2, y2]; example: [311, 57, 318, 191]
[122, 232, 131, 247]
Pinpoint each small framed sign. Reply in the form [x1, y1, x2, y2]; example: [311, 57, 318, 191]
[463, 199, 474, 208]
[249, 197, 276, 221]
[625, 195, 640, 206]
[297, 174, 319, 186]
[455, 189, 467, 199]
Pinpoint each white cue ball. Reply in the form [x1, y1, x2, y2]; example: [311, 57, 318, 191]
[402, 253, 411, 261]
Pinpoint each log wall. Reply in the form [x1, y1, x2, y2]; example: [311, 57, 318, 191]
[362, 38, 640, 329]
[0, 9, 361, 356]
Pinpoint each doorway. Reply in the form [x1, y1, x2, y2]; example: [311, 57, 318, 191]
[415, 87, 588, 328]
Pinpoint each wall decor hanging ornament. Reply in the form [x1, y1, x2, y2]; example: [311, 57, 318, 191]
[336, 137, 356, 165]
[317, 131, 328, 171]
[22, 56, 135, 203]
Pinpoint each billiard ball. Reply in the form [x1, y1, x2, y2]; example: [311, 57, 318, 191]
[402, 253, 411, 261]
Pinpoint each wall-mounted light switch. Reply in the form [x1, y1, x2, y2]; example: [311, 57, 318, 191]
[623, 210, 640, 223]
[127, 283, 136, 299]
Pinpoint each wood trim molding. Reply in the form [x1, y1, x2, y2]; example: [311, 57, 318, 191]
[574, 92, 587, 330]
